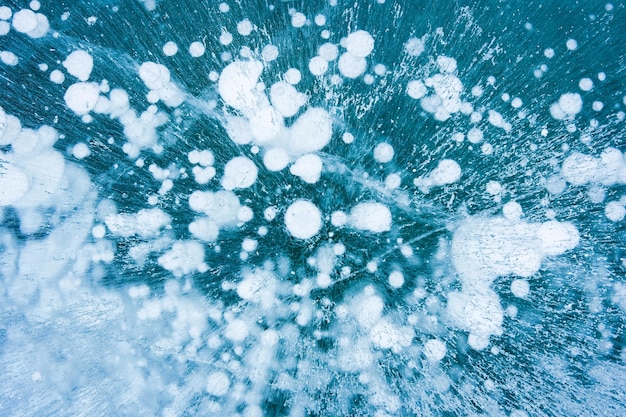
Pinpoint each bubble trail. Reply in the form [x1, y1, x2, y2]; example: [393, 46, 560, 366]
[0, 1, 625, 416]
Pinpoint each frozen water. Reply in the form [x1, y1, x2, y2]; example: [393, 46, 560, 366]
[0, 0, 625, 416]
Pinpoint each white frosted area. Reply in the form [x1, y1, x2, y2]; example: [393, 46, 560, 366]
[289, 153, 323, 183]
[218, 60, 266, 114]
[225, 116, 254, 145]
[1, 3, 624, 415]
[104, 208, 171, 238]
[511, 279, 530, 298]
[338, 52, 367, 79]
[348, 287, 385, 329]
[345, 30, 374, 58]
[224, 318, 249, 341]
[349, 202, 392, 233]
[404, 37, 425, 56]
[550, 92, 583, 119]
[416, 159, 462, 192]
[370, 319, 414, 350]
[188, 217, 219, 241]
[436, 56, 457, 73]
[309, 56, 329, 76]
[263, 148, 290, 171]
[237, 269, 276, 309]
[64, 82, 100, 115]
[0, 160, 29, 206]
[502, 201, 523, 221]
[561, 148, 626, 186]
[285, 199, 322, 239]
[270, 81, 307, 117]
[536, 220, 580, 256]
[446, 289, 503, 350]
[206, 371, 230, 396]
[605, 201, 626, 222]
[11, 9, 37, 33]
[139, 62, 171, 90]
[423, 339, 447, 362]
[407, 80, 427, 99]
[388, 270, 404, 288]
[221, 156, 258, 190]
[0, 51, 18, 66]
[452, 216, 579, 284]
[288, 108, 332, 154]
[189, 190, 241, 226]
[467, 127, 483, 144]
[158, 240, 207, 277]
[318, 42, 339, 61]
[373, 142, 394, 163]
[63, 50, 94, 81]
[249, 106, 284, 142]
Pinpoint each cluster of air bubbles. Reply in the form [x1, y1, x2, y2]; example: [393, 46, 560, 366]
[0, 1, 625, 416]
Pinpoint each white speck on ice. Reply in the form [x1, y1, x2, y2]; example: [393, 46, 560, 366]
[502, 201, 523, 221]
[162, 41, 178, 56]
[263, 148, 290, 172]
[308, 56, 328, 76]
[237, 18, 253, 36]
[270, 81, 306, 118]
[285, 199, 322, 239]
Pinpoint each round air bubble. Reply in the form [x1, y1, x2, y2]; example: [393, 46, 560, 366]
[605, 201, 625, 222]
[511, 279, 530, 298]
[12, 9, 37, 33]
[64, 82, 100, 115]
[430, 159, 461, 186]
[221, 156, 258, 190]
[373, 142, 394, 163]
[309, 56, 328, 76]
[423, 339, 447, 362]
[346, 30, 375, 58]
[338, 52, 367, 79]
[206, 371, 230, 397]
[285, 200, 322, 239]
[558, 93, 583, 116]
[263, 148, 290, 171]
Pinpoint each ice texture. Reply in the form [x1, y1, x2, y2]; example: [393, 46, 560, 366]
[1, 1, 625, 416]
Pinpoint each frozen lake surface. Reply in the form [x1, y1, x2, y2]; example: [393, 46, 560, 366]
[0, 0, 625, 415]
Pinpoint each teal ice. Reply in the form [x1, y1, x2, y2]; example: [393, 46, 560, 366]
[0, 0, 625, 416]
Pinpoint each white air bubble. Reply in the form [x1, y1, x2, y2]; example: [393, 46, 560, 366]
[285, 200, 322, 239]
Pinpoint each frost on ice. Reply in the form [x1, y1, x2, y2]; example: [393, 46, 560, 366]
[1, 1, 626, 416]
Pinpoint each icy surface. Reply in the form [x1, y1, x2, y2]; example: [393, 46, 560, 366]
[1, 1, 625, 416]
